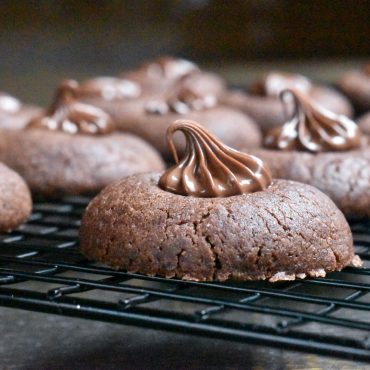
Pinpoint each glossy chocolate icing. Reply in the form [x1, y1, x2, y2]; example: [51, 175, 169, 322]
[249, 72, 312, 97]
[78, 77, 141, 100]
[265, 89, 361, 152]
[28, 80, 115, 135]
[0, 93, 21, 113]
[146, 85, 217, 115]
[159, 120, 272, 197]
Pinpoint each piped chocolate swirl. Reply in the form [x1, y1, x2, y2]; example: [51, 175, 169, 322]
[159, 120, 272, 197]
[264, 89, 361, 152]
[28, 80, 115, 135]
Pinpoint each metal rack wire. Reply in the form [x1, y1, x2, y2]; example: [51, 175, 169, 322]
[0, 196, 369, 361]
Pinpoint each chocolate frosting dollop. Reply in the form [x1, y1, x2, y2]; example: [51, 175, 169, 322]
[264, 89, 361, 152]
[28, 80, 115, 135]
[0, 93, 21, 113]
[146, 85, 217, 115]
[249, 72, 312, 97]
[78, 77, 141, 100]
[159, 120, 272, 197]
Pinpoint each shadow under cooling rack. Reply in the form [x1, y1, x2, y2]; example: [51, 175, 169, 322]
[0, 196, 369, 362]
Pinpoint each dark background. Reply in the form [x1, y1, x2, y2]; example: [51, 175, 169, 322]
[1, 0, 370, 104]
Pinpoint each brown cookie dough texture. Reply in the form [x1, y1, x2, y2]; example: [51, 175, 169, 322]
[80, 173, 354, 282]
[222, 85, 353, 132]
[0, 129, 165, 197]
[0, 163, 32, 232]
[251, 148, 370, 218]
[337, 68, 370, 111]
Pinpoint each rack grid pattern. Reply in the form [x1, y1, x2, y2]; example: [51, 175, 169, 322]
[0, 196, 369, 361]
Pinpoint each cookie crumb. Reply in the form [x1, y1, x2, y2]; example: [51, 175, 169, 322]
[269, 272, 296, 282]
[308, 269, 326, 278]
[351, 255, 363, 268]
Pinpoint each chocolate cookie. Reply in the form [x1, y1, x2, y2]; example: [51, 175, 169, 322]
[75, 72, 246, 159]
[222, 72, 353, 132]
[101, 82, 261, 158]
[0, 163, 32, 232]
[125, 106, 261, 159]
[0, 80, 164, 197]
[80, 121, 357, 282]
[0, 92, 42, 130]
[251, 88, 369, 218]
[120, 56, 226, 96]
[337, 65, 370, 111]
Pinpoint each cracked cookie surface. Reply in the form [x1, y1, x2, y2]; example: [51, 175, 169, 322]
[251, 148, 370, 218]
[79, 173, 354, 282]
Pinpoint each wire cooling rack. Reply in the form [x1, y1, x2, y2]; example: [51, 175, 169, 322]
[0, 196, 369, 362]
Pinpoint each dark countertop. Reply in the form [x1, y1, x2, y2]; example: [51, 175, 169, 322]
[1, 306, 367, 370]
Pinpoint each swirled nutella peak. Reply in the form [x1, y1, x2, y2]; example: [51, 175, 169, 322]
[146, 85, 217, 115]
[249, 72, 312, 97]
[264, 89, 361, 152]
[78, 77, 141, 100]
[159, 120, 272, 197]
[28, 80, 115, 135]
[0, 92, 21, 113]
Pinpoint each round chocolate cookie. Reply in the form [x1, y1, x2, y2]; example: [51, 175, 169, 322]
[80, 171, 354, 282]
[75, 73, 237, 159]
[0, 92, 42, 130]
[123, 104, 261, 159]
[222, 72, 353, 132]
[252, 89, 368, 218]
[80, 121, 357, 282]
[120, 56, 226, 96]
[337, 65, 370, 111]
[0, 129, 165, 197]
[95, 81, 261, 158]
[0, 163, 32, 232]
[0, 80, 165, 197]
